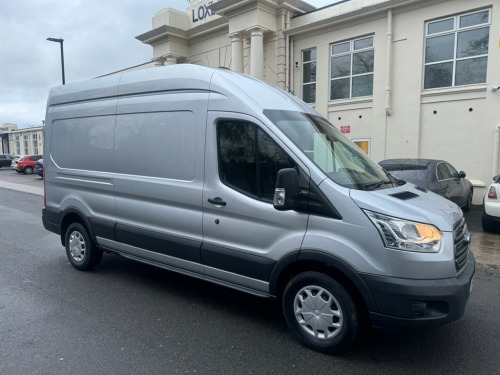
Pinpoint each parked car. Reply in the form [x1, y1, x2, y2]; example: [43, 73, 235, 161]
[35, 158, 44, 178]
[379, 159, 473, 211]
[0, 153, 16, 168]
[482, 175, 500, 232]
[16, 154, 42, 174]
[11, 156, 22, 171]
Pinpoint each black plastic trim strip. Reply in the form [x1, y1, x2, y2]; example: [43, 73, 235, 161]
[42, 207, 62, 235]
[115, 223, 202, 263]
[88, 217, 116, 242]
[201, 243, 277, 282]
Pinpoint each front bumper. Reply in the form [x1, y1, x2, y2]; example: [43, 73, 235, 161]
[361, 251, 475, 328]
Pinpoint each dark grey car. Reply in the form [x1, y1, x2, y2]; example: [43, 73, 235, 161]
[0, 154, 15, 168]
[379, 159, 473, 211]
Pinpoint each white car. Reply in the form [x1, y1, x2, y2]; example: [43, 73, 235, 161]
[482, 175, 500, 232]
[10, 156, 22, 171]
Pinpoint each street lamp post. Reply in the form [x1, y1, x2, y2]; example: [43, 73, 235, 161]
[46, 37, 65, 85]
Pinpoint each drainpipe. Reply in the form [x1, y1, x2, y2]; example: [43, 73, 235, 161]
[290, 38, 295, 95]
[285, 11, 290, 92]
[385, 9, 393, 116]
[493, 124, 500, 176]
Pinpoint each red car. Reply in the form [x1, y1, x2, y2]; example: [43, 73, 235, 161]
[16, 154, 42, 174]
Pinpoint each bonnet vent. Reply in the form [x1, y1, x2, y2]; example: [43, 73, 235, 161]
[390, 191, 419, 200]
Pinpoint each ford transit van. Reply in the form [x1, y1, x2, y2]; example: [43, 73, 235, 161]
[42, 65, 474, 353]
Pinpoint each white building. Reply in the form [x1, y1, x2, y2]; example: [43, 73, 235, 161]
[137, 0, 499, 203]
[0, 123, 43, 156]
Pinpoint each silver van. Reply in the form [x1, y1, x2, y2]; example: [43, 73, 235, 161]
[42, 65, 474, 354]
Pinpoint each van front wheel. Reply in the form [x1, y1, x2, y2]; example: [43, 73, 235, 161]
[282, 272, 359, 354]
[65, 222, 103, 270]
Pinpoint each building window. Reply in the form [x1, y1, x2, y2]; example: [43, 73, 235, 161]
[424, 9, 490, 89]
[23, 135, 29, 154]
[330, 36, 374, 100]
[302, 48, 316, 103]
[352, 139, 370, 155]
[32, 134, 38, 154]
[15, 135, 21, 155]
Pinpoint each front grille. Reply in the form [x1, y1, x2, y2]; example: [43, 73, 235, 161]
[454, 217, 469, 274]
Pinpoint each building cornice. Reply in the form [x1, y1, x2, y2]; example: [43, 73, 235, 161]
[136, 17, 229, 45]
[210, 0, 315, 17]
[286, 0, 418, 36]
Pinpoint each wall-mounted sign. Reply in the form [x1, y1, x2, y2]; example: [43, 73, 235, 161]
[187, 0, 220, 26]
[340, 126, 350, 134]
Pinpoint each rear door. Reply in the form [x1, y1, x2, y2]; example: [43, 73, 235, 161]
[201, 112, 309, 294]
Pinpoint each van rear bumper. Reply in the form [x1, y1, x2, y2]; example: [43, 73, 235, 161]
[362, 252, 475, 328]
[42, 207, 62, 235]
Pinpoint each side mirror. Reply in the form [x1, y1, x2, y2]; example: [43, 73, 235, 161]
[459, 171, 466, 178]
[493, 175, 500, 183]
[273, 168, 300, 211]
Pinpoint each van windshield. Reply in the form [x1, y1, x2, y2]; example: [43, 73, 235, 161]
[264, 110, 394, 191]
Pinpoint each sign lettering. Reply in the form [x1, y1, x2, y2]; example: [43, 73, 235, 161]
[192, 1, 215, 23]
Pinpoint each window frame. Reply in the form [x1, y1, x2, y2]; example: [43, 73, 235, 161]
[32, 134, 39, 154]
[436, 162, 460, 181]
[301, 48, 317, 104]
[23, 134, 29, 155]
[423, 8, 491, 90]
[216, 120, 297, 203]
[15, 134, 21, 155]
[351, 138, 371, 155]
[329, 35, 374, 101]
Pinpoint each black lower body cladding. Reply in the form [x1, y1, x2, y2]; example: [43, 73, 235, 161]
[362, 252, 475, 328]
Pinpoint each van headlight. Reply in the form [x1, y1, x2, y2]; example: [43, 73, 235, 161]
[364, 211, 441, 252]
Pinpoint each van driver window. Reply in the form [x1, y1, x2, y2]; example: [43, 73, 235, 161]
[217, 121, 296, 202]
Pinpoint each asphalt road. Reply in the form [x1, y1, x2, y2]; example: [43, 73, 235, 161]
[1, 187, 500, 374]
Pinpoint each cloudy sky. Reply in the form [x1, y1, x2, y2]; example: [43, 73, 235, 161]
[0, 0, 336, 128]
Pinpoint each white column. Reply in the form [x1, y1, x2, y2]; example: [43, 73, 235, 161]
[153, 57, 165, 67]
[165, 55, 178, 66]
[249, 27, 264, 79]
[229, 32, 244, 73]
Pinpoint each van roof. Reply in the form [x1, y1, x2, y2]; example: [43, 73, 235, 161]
[47, 65, 317, 117]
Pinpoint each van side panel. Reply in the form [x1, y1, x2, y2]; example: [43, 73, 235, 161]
[51, 116, 115, 172]
[111, 92, 208, 269]
[45, 98, 118, 242]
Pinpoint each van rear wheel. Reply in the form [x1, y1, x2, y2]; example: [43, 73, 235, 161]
[282, 272, 359, 354]
[65, 222, 103, 270]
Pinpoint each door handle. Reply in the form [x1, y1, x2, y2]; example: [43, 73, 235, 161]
[208, 197, 226, 206]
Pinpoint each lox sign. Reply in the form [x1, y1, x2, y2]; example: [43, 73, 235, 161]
[188, 0, 219, 26]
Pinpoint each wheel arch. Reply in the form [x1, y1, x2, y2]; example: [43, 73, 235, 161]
[60, 208, 95, 247]
[270, 249, 377, 314]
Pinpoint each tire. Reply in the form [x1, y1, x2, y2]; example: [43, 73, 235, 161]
[482, 208, 496, 233]
[23, 166, 33, 175]
[282, 272, 359, 354]
[463, 189, 473, 212]
[65, 222, 103, 270]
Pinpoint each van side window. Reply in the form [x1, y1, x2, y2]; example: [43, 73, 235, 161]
[218, 121, 296, 202]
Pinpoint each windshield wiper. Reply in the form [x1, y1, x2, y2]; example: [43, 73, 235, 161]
[364, 180, 394, 190]
[395, 179, 407, 186]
